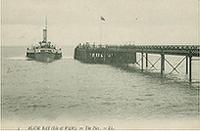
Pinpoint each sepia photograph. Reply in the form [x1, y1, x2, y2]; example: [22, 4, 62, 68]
[1, 0, 200, 130]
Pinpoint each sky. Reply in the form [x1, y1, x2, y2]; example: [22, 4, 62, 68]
[2, 0, 200, 46]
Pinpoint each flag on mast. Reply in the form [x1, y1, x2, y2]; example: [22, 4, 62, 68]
[100, 16, 105, 21]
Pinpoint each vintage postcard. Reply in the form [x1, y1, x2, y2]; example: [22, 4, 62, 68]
[1, 0, 200, 130]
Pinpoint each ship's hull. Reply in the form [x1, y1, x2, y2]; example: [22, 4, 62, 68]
[55, 53, 62, 59]
[26, 52, 62, 62]
[35, 52, 55, 62]
[26, 52, 35, 59]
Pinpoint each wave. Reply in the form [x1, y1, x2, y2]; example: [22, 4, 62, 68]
[7, 56, 28, 60]
[7, 56, 73, 60]
[62, 56, 73, 59]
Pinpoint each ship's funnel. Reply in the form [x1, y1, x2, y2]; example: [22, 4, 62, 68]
[43, 18, 47, 43]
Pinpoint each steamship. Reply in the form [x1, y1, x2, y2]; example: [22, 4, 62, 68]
[26, 21, 62, 62]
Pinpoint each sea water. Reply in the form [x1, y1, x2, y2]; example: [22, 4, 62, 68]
[1, 46, 200, 129]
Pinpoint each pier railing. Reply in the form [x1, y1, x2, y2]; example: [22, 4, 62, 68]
[76, 44, 199, 56]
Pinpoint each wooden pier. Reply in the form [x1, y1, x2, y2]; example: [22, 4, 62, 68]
[74, 43, 200, 82]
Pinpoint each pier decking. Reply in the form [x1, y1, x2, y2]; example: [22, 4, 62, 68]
[74, 43, 200, 82]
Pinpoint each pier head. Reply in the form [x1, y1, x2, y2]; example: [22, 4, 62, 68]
[74, 43, 136, 65]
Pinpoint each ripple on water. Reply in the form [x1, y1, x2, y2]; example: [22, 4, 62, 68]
[67, 104, 80, 109]
[101, 101, 116, 106]
[26, 104, 48, 109]
[135, 98, 146, 101]
[144, 93, 154, 96]
[90, 96, 101, 100]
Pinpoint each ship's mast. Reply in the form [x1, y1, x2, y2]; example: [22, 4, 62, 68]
[43, 17, 47, 43]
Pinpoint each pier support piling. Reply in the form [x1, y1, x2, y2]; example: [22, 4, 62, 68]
[146, 53, 148, 69]
[189, 56, 192, 83]
[161, 54, 165, 75]
[186, 56, 188, 74]
[141, 52, 144, 72]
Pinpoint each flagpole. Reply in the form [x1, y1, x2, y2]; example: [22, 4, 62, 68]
[100, 19, 102, 45]
[100, 16, 105, 45]
[100, 18, 103, 45]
